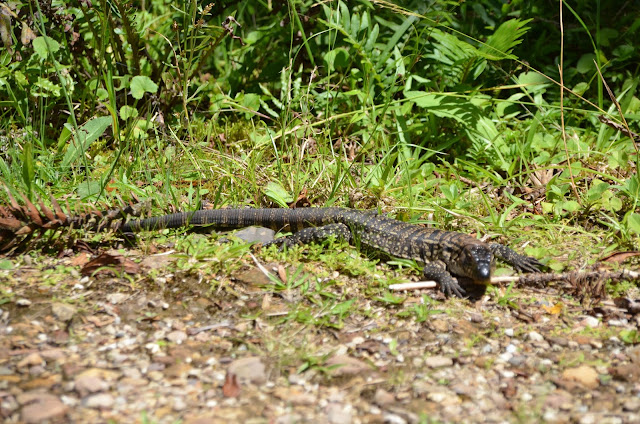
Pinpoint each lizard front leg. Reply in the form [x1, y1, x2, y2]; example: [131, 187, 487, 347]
[422, 261, 466, 298]
[489, 243, 543, 273]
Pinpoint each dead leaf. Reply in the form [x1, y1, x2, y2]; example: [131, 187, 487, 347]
[600, 251, 640, 264]
[222, 372, 241, 397]
[542, 303, 563, 315]
[21, 22, 36, 45]
[289, 188, 311, 208]
[81, 252, 141, 276]
[70, 252, 92, 267]
[277, 264, 287, 283]
[85, 315, 116, 327]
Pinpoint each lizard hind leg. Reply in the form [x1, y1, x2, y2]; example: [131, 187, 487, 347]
[264, 223, 352, 250]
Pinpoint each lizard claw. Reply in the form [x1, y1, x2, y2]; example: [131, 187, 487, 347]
[512, 256, 544, 273]
[440, 279, 466, 298]
[263, 236, 297, 252]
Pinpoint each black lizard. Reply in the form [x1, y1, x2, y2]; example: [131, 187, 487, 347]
[120, 207, 542, 297]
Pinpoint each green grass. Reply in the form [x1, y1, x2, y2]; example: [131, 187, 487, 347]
[0, 0, 638, 306]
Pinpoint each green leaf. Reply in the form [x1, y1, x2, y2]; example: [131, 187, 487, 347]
[628, 213, 640, 234]
[586, 182, 610, 202]
[61, 116, 113, 168]
[77, 180, 102, 199]
[32, 36, 60, 60]
[572, 82, 590, 96]
[33, 77, 61, 97]
[481, 19, 532, 60]
[119, 105, 139, 120]
[405, 92, 480, 125]
[518, 71, 550, 93]
[323, 47, 350, 71]
[0, 259, 13, 270]
[21, 142, 34, 194]
[576, 54, 596, 74]
[130, 76, 158, 100]
[561, 200, 581, 213]
[330, 298, 355, 316]
[264, 182, 293, 208]
[375, 292, 405, 305]
[619, 329, 640, 344]
[364, 23, 379, 52]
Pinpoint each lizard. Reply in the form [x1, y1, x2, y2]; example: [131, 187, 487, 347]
[119, 207, 543, 297]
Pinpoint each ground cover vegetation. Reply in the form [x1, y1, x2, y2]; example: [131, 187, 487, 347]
[0, 0, 639, 422]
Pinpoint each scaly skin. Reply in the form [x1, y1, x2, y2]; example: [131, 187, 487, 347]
[121, 207, 543, 297]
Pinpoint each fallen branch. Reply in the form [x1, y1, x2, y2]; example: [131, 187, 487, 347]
[389, 269, 640, 303]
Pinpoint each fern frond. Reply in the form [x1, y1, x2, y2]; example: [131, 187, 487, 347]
[481, 18, 532, 60]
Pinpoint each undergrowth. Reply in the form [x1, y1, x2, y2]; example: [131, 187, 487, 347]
[0, 0, 638, 293]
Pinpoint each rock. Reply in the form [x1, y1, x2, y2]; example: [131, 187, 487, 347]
[165, 362, 192, 379]
[40, 349, 65, 360]
[172, 396, 187, 411]
[430, 319, 450, 332]
[628, 345, 640, 364]
[580, 316, 600, 328]
[273, 387, 316, 406]
[383, 413, 408, 424]
[75, 374, 110, 396]
[234, 268, 272, 286]
[508, 355, 526, 367]
[106, 293, 129, 304]
[233, 226, 275, 243]
[374, 388, 395, 406]
[16, 298, 32, 306]
[84, 393, 115, 409]
[21, 375, 60, 390]
[609, 364, 640, 383]
[17, 353, 44, 369]
[325, 355, 372, 377]
[562, 366, 599, 389]
[424, 355, 453, 368]
[18, 392, 68, 423]
[528, 331, 544, 342]
[543, 389, 573, 410]
[623, 397, 640, 412]
[228, 356, 267, 384]
[166, 330, 188, 344]
[52, 302, 76, 322]
[326, 402, 352, 424]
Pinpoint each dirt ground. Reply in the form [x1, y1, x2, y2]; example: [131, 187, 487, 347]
[1, 245, 640, 424]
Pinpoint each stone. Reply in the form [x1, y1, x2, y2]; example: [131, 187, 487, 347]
[84, 393, 115, 409]
[228, 356, 267, 384]
[326, 402, 352, 424]
[17, 353, 44, 368]
[106, 293, 129, 304]
[18, 392, 68, 424]
[562, 366, 599, 389]
[52, 302, 77, 322]
[325, 355, 372, 377]
[166, 330, 188, 344]
[424, 355, 453, 368]
[374, 388, 395, 406]
[75, 374, 110, 396]
[528, 331, 544, 342]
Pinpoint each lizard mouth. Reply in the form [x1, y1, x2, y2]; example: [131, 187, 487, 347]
[473, 264, 492, 285]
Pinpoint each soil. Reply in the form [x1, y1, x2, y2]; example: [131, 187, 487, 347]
[1, 245, 639, 424]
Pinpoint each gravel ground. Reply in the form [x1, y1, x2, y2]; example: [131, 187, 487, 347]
[1, 247, 639, 424]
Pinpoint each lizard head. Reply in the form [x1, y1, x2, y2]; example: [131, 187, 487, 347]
[449, 243, 495, 285]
